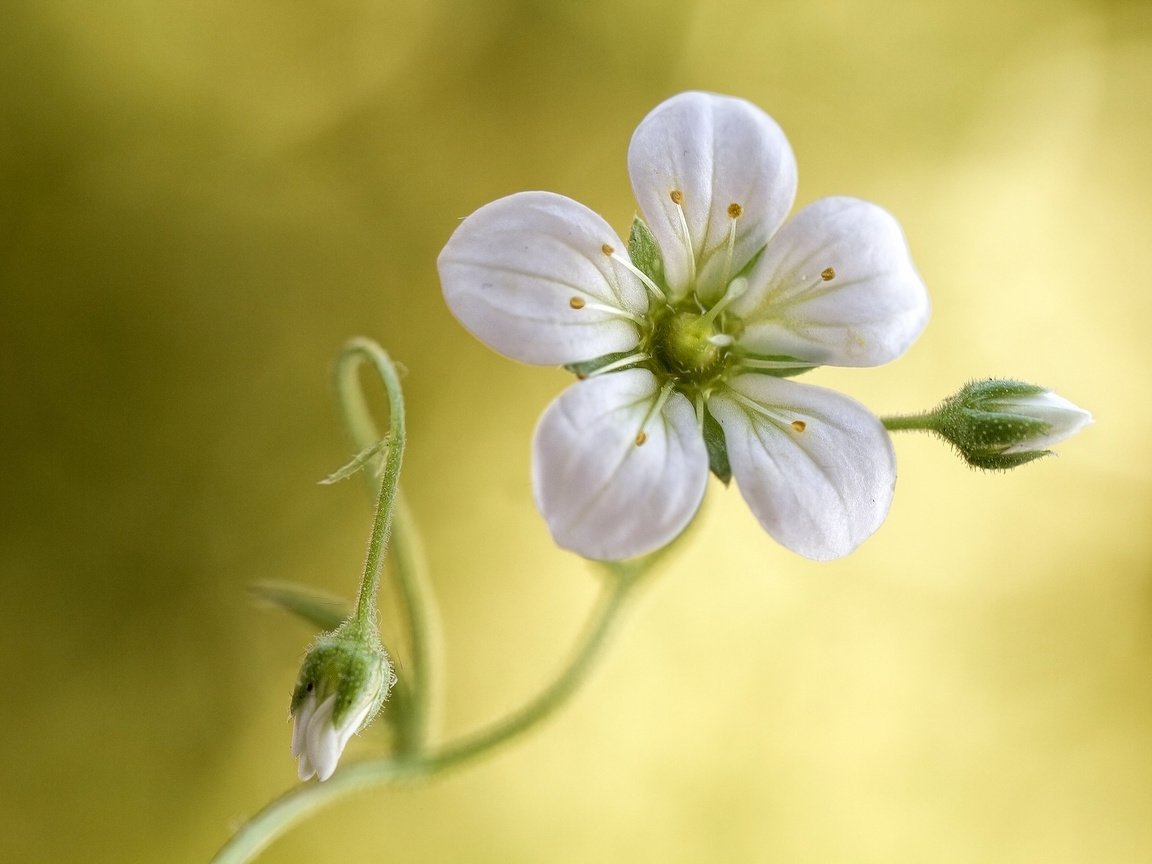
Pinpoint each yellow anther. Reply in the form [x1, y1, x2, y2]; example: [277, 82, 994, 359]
[601, 243, 614, 256]
[669, 190, 684, 205]
[635, 431, 648, 446]
[791, 420, 807, 432]
[821, 267, 836, 281]
[727, 203, 743, 218]
[569, 296, 586, 309]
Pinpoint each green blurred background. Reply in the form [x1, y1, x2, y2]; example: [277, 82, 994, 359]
[3, 0, 1150, 862]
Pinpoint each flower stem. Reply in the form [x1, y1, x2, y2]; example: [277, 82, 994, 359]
[337, 339, 407, 633]
[334, 339, 441, 751]
[211, 568, 638, 864]
[881, 412, 938, 433]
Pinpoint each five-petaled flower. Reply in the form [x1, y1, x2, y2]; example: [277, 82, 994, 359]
[439, 91, 930, 561]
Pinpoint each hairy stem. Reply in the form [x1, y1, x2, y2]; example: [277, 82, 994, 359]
[334, 339, 440, 751]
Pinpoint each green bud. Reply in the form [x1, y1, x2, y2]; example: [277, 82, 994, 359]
[932, 379, 1093, 470]
[289, 623, 396, 781]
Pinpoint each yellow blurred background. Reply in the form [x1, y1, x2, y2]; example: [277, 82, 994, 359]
[2, 0, 1149, 862]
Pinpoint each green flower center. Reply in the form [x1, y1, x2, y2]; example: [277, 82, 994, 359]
[652, 310, 728, 381]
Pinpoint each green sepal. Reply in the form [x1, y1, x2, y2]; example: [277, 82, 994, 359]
[962, 449, 1052, 471]
[627, 215, 665, 287]
[564, 350, 645, 379]
[289, 622, 394, 727]
[249, 580, 349, 632]
[943, 409, 1051, 451]
[318, 438, 390, 485]
[702, 405, 732, 485]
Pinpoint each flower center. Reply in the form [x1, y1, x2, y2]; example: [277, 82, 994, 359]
[654, 311, 724, 377]
[649, 276, 747, 386]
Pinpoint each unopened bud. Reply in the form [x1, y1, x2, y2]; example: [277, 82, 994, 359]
[289, 624, 396, 781]
[934, 379, 1092, 470]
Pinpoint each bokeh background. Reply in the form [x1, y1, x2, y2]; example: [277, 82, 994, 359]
[3, 0, 1150, 862]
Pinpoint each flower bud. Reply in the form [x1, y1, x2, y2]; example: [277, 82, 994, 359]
[289, 624, 396, 781]
[933, 379, 1093, 470]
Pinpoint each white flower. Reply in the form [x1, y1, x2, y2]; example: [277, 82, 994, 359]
[439, 91, 929, 561]
[290, 629, 395, 781]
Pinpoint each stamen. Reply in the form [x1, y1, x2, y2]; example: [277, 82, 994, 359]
[737, 357, 819, 371]
[821, 267, 836, 281]
[586, 352, 650, 377]
[635, 382, 676, 446]
[708, 333, 734, 347]
[669, 189, 696, 285]
[721, 202, 742, 285]
[579, 302, 646, 326]
[728, 390, 790, 428]
[603, 246, 665, 302]
[694, 393, 705, 435]
[791, 420, 807, 432]
[569, 296, 586, 309]
[699, 276, 748, 327]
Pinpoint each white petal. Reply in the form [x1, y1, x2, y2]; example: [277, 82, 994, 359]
[335, 700, 375, 752]
[628, 92, 797, 303]
[532, 368, 708, 561]
[439, 191, 647, 365]
[290, 691, 316, 758]
[296, 754, 316, 782]
[731, 197, 930, 367]
[306, 694, 342, 782]
[707, 375, 896, 560]
[999, 391, 1094, 453]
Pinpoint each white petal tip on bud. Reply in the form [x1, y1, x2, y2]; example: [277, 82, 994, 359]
[998, 391, 1093, 454]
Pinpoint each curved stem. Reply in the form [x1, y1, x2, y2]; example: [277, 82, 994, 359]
[424, 568, 634, 771]
[335, 340, 440, 750]
[211, 571, 636, 864]
[338, 339, 406, 631]
[387, 491, 440, 750]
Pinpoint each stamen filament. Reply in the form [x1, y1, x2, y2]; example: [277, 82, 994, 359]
[737, 357, 818, 371]
[720, 214, 739, 286]
[586, 353, 651, 377]
[580, 302, 646, 327]
[728, 389, 788, 426]
[669, 191, 696, 286]
[636, 382, 676, 443]
[608, 251, 665, 302]
[699, 277, 748, 327]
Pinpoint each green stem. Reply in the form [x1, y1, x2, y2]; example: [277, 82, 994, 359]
[335, 339, 440, 751]
[387, 491, 440, 750]
[881, 412, 938, 433]
[339, 339, 406, 631]
[211, 571, 636, 864]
